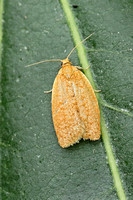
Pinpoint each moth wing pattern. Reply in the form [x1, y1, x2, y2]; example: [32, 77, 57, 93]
[52, 65, 100, 148]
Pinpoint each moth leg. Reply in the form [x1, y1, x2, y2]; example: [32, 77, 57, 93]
[94, 89, 101, 93]
[44, 89, 53, 93]
[75, 66, 90, 70]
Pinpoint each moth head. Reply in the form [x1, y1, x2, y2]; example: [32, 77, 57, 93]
[61, 58, 72, 67]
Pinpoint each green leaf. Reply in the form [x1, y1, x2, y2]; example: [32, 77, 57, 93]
[1, 0, 133, 199]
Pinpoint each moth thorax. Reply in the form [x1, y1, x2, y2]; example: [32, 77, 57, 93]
[62, 65, 74, 79]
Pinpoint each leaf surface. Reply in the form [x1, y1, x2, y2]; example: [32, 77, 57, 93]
[1, 0, 133, 199]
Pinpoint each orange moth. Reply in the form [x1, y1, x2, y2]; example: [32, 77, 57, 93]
[26, 34, 101, 148]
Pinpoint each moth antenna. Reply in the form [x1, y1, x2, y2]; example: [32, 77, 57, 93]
[25, 33, 94, 67]
[25, 59, 61, 67]
[67, 33, 94, 59]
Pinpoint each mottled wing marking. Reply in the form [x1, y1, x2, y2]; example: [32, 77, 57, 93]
[52, 65, 100, 148]
[73, 69, 100, 141]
